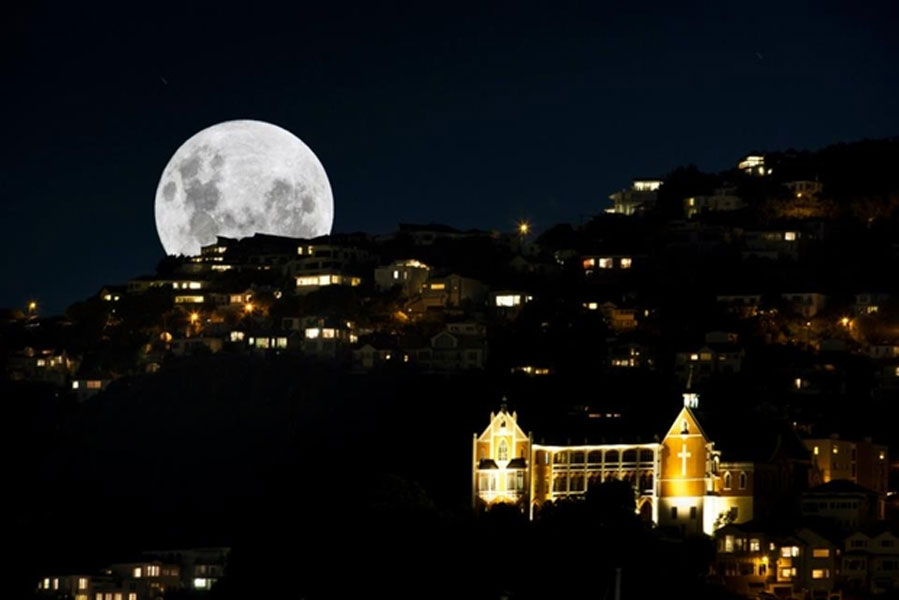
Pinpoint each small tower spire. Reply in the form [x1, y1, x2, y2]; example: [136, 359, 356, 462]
[683, 365, 699, 408]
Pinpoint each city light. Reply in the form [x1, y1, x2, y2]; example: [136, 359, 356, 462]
[244, 302, 254, 314]
[518, 220, 530, 236]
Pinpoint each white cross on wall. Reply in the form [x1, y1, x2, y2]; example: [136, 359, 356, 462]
[678, 444, 692, 476]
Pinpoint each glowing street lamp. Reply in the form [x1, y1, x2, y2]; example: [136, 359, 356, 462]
[244, 302, 255, 314]
[27, 300, 38, 314]
[518, 221, 531, 236]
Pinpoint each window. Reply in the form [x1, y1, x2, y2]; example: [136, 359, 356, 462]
[724, 472, 732, 490]
[598, 258, 613, 269]
[79, 578, 89, 590]
[811, 569, 829, 579]
[750, 539, 760, 552]
[497, 439, 509, 462]
[671, 506, 678, 520]
[812, 548, 830, 558]
[738, 472, 747, 490]
[146, 565, 160, 577]
[620, 257, 632, 269]
[690, 506, 697, 520]
[724, 535, 734, 552]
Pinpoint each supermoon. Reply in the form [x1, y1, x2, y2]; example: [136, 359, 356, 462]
[154, 120, 333, 256]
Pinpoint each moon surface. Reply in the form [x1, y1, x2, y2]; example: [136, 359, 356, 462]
[155, 120, 333, 256]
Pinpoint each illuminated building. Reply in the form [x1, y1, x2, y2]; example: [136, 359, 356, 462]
[471, 402, 794, 535]
[607, 178, 663, 215]
[712, 523, 839, 598]
[804, 436, 889, 494]
[405, 274, 488, 313]
[683, 187, 746, 219]
[737, 154, 771, 175]
[373, 259, 430, 295]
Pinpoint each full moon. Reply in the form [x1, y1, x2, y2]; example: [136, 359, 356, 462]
[154, 120, 333, 256]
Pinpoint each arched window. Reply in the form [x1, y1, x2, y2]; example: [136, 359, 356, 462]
[571, 452, 585, 464]
[622, 450, 636, 463]
[497, 439, 509, 461]
[739, 472, 747, 490]
[640, 449, 654, 463]
[606, 450, 619, 463]
[588, 450, 603, 464]
[723, 472, 732, 490]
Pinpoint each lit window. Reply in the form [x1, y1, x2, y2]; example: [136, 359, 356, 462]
[114, 593, 123, 600]
[193, 578, 209, 590]
[497, 439, 509, 461]
[813, 548, 830, 558]
[36, 359, 46, 367]
[230, 331, 245, 342]
[620, 257, 632, 269]
[833, 446, 839, 454]
[811, 569, 829, 579]
[393, 270, 399, 280]
[322, 329, 336, 339]
[133, 567, 142, 578]
[72, 381, 80, 389]
[188, 282, 201, 289]
[147, 565, 160, 577]
[813, 446, 819, 455]
[305, 328, 320, 339]
[598, 258, 613, 269]
[582, 258, 595, 269]
[79, 578, 89, 589]
[750, 539, 760, 552]
[690, 353, 699, 361]
[128, 594, 136, 600]
[784, 232, 797, 242]
[781, 568, 792, 579]
[276, 338, 288, 349]
[430, 283, 446, 290]
[495, 295, 521, 307]
[723, 473, 732, 490]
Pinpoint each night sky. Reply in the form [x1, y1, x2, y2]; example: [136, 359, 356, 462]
[3, 1, 897, 314]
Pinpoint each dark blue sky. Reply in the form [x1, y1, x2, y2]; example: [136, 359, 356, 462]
[2, 1, 897, 314]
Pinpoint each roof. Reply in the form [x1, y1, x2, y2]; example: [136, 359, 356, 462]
[806, 480, 878, 496]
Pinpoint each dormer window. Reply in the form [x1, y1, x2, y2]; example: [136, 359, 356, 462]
[681, 419, 689, 434]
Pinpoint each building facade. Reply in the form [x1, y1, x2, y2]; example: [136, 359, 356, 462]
[472, 403, 755, 535]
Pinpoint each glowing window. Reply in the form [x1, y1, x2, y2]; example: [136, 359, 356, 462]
[497, 439, 509, 461]
[814, 446, 819, 455]
[129, 594, 137, 600]
[813, 548, 830, 558]
[495, 295, 521, 307]
[430, 283, 446, 290]
[812, 569, 829, 579]
[723, 472, 732, 490]
[275, 338, 288, 349]
[620, 257, 632, 269]
[833, 446, 839, 454]
[72, 381, 80, 389]
[393, 270, 399, 279]
[79, 578, 89, 589]
[305, 328, 320, 339]
[582, 258, 595, 269]
[36, 359, 46, 367]
[147, 565, 159, 577]
[194, 578, 209, 589]
[598, 258, 613, 269]
[86, 380, 102, 389]
[188, 282, 201, 289]
[115, 594, 123, 600]
[133, 567, 142, 578]
[230, 331, 245, 342]
[781, 568, 792, 579]
[322, 328, 336, 339]
[750, 539, 760, 552]
[784, 232, 797, 242]
[690, 353, 699, 361]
